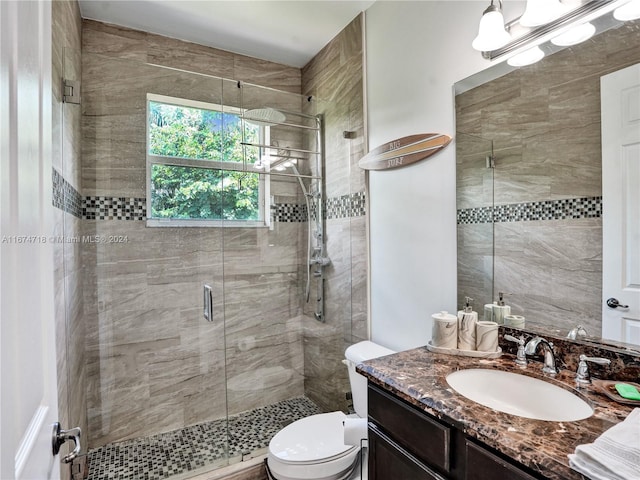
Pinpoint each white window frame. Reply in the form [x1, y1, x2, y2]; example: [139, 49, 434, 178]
[145, 93, 270, 227]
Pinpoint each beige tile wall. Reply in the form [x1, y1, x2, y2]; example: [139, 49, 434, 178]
[456, 21, 640, 334]
[301, 14, 366, 412]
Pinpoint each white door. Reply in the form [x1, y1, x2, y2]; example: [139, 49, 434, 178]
[601, 62, 640, 346]
[1, 1, 61, 479]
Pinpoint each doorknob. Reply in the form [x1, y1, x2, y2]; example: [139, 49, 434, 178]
[52, 422, 81, 464]
[606, 298, 629, 309]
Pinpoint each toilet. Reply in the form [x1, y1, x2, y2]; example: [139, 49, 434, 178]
[267, 341, 395, 480]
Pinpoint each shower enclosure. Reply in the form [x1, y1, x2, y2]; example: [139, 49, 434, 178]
[70, 48, 358, 479]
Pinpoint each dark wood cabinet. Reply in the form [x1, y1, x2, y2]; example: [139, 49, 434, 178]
[368, 425, 446, 480]
[368, 382, 451, 474]
[367, 383, 543, 480]
[465, 440, 537, 480]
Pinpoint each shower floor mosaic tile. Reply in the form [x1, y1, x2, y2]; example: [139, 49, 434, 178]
[87, 396, 322, 480]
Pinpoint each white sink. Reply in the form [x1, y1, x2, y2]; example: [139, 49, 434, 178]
[446, 369, 593, 422]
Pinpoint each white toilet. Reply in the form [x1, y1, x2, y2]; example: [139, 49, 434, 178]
[267, 341, 395, 480]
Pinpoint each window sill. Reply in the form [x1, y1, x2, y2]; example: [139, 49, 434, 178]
[146, 219, 269, 228]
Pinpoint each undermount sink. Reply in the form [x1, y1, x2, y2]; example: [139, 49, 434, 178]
[446, 369, 593, 422]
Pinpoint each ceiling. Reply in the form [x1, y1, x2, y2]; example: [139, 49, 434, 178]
[78, 0, 376, 68]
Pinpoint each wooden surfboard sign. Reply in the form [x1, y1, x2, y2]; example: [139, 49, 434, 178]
[358, 133, 452, 171]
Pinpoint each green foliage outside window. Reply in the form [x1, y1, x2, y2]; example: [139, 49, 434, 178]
[148, 100, 261, 221]
[151, 165, 259, 220]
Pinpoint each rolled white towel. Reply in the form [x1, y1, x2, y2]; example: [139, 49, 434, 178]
[568, 408, 640, 480]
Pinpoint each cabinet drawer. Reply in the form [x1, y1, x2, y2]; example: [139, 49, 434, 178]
[465, 440, 538, 480]
[368, 384, 451, 473]
[369, 424, 447, 480]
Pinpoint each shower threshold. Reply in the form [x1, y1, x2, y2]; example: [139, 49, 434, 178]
[86, 396, 322, 480]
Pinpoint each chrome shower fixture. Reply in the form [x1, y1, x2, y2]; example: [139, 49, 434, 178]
[243, 107, 286, 126]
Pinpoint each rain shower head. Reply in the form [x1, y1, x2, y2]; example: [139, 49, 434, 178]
[244, 107, 285, 126]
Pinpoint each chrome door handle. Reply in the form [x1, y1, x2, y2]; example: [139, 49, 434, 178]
[606, 298, 629, 309]
[52, 422, 81, 464]
[203, 284, 213, 321]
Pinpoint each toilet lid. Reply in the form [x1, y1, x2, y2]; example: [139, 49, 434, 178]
[269, 411, 358, 465]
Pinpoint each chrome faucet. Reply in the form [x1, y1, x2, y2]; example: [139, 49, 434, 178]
[504, 334, 527, 366]
[524, 336, 558, 375]
[575, 355, 611, 384]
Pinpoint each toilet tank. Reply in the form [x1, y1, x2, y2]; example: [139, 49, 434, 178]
[344, 341, 395, 418]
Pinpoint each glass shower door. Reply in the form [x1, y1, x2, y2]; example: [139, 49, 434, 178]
[82, 53, 232, 478]
[220, 83, 323, 461]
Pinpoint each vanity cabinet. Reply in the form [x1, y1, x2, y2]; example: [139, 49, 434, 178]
[367, 384, 541, 480]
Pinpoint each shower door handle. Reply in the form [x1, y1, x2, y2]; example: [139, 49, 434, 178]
[203, 284, 213, 321]
[52, 422, 81, 463]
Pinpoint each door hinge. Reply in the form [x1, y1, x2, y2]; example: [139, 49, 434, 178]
[63, 79, 81, 104]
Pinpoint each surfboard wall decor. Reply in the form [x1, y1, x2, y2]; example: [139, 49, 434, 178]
[358, 133, 452, 171]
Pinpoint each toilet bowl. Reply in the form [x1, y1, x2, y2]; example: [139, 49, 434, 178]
[267, 341, 394, 480]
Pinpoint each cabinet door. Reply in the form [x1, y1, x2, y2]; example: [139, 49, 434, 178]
[368, 384, 451, 473]
[369, 424, 447, 480]
[466, 440, 538, 480]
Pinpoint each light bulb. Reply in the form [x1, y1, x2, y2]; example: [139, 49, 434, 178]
[507, 46, 545, 67]
[551, 22, 596, 46]
[614, 0, 640, 21]
[472, 3, 511, 52]
[520, 0, 567, 27]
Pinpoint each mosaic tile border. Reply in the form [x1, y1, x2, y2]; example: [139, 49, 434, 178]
[84, 196, 147, 221]
[54, 185, 367, 223]
[86, 396, 322, 480]
[457, 196, 602, 225]
[326, 191, 366, 220]
[271, 202, 307, 222]
[52, 168, 83, 218]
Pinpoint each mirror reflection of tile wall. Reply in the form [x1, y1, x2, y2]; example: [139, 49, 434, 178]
[456, 133, 494, 317]
[456, 20, 640, 336]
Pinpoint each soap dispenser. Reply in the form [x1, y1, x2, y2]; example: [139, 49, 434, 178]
[457, 296, 478, 350]
[491, 292, 511, 325]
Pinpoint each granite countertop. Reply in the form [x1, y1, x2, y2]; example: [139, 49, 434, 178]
[357, 346, 635, 480]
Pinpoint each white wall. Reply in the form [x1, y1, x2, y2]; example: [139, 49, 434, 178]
[366, 1, 523, 351]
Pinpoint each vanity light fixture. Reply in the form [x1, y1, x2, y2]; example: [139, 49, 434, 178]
[614, 0, 640, 20]
[472, 0, 511, 52]
[474, 0, 637, 65]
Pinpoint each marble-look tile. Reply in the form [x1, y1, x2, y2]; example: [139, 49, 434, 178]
[82, 19, 148, 60]
[455, 133, 495, 210]
[303, 104, 361, 384]
[303, 318, 350, 413]
[234, 56, 301, 95]
[146, 32, 235, 80]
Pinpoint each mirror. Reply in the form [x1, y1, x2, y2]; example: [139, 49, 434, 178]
[455, 19, 640, 345]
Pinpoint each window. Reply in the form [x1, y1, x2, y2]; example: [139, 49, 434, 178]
[146, 94, 267, 226]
